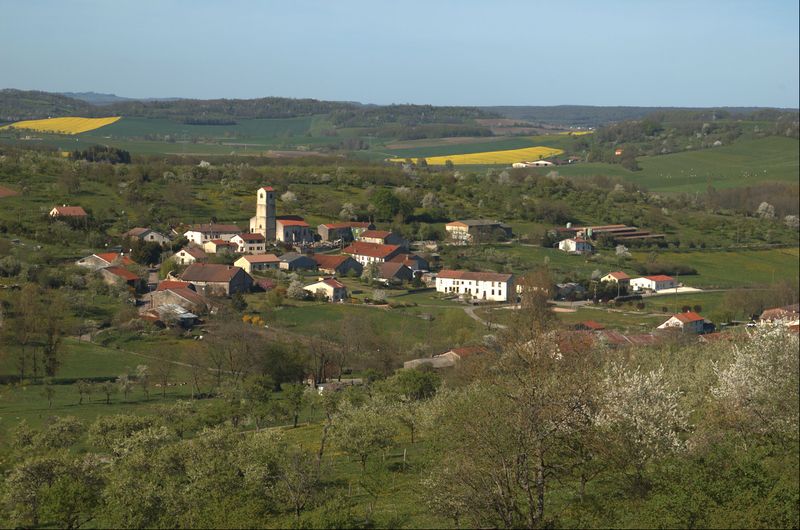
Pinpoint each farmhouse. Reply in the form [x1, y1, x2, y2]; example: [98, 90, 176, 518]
[435, 270, 514, 302]
[445, 219, 513, 244]
[630, 275, 677, 292]
[404, 346, 484, 370]
[123, 227, 170, 245]
[202, 239, 238, 254]
[657, 312, 706, 334]
[601, 271, 631, 286]
[151, 282, 210, 314]
[49, 205, 87, 218]
[558, 238, 594, 254]
[356, 230, 407, 248]
[279, 252, 317, 271]
[180, 263, 253, 296]
[758, 304, 800, 326]
[276, 216, 315, 244]
[230, 233, 266, 254]
[317, 221, 374, 242]
[234, 254, 281, 274]
[184, 223, 241, 245]
[99, 266, 141, 290]
[377, 262, 414, 284]
[304, 278, 348, 302]
[76, 252, 135, 271]
[174, 246, 207, 265]
[312, 254, 363, 276]
[343, 242, 403, 265]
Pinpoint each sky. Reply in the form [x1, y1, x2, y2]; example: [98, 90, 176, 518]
[1, 0, 798, 107]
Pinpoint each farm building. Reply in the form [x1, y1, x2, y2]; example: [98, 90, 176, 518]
[276, 216, 315, 244]
[435, 270, 514, 302]
[99, 266, 142, 290]
[657, 312, 707, 334]
[445, 219, 513, 244]
[377, 262, 414, 284]
[180, 263, 253, 296]
[312, 254, 363, 276]
[343, 242, 403, 265]
[76, 252, 135, 271]
[630, 275, 677, 292]
[202, 239, 238, 254]
[279, 252, 317, 271]
[50, 205, 87, 218]
[558, 238, 594, 254]
[356, 230, 407, 248]
[403, 346, 485, 370]
[388, 252, 430, 272]
[511, 160, 554, 168]
[758, 304, 800, 326]
[151, 282, 210, 314]
[304, 278, 348, 302]
[317, 221, 374, 242]
[234, 254, 281, 274]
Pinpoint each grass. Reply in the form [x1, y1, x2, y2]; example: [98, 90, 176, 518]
[557, 136, 800, 193]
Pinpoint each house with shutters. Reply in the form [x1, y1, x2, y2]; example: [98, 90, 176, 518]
[76, 252, 135, 271]
[179, 263, 253, 296]
[435, 270, 514, 302]
[183, 223, 242, 245]
[230, 233, 266, 254]
[174, 246, 207, 265]
[343, 242, 402, 266]
[123, 227, 170, 245]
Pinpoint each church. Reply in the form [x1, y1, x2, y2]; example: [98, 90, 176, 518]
[249, 186, 314, 244]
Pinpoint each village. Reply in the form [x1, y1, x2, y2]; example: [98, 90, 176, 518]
[50, 186, 800, 377]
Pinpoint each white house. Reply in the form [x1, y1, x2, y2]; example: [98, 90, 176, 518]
[630, 275, 677, 292]
[183, 223, 241, 245]
[657, 312, 705, 333]
[174, 247, 207, 265]
[304, 278, 348, 302]
[511, 160, 554, 168]
[435, 270, 514, 302]
[76, 252, 135, 271]
[230, 233, 266, 254]
[558, 238, 594, 254]
[202, 239, 238, 254]
[234, 254, 280, 274]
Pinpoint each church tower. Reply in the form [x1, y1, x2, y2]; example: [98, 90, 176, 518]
[249, 186, 276, 240]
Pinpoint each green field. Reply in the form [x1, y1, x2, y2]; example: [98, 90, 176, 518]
[558, 136, 799, 193]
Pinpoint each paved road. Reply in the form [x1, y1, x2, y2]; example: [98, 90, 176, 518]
[463, 304, 508, 330]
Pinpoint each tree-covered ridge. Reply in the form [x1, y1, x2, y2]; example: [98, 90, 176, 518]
[0, 89, 95, 122]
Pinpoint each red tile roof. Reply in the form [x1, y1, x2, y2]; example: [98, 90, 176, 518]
[103, 266, 139, 282]
[94, 252, 134, 266]
[157, 280, 193, 291]
[312, 254, 351, 269]
[360, 230, 392, 239]
[448, 346, 486, 358]
[322, 278, 345, 289]
[645, 275, 675, 282]
[52, 205, 87, 217]
[582, 320, 606, 330]
[236, 233, 265, 242]
[208, 239, 236, 246]
[164, 287, 207, 307]
[180, 247, 207, 259]
[321, 221, 372, 229]
[673, 311, 704, 323]
[258, 186, 275, 192]
[437, 269, 513, 282]
[277, 219, 309, 228]
[343, 242, 401, 259]
[606, 271, 630, 280]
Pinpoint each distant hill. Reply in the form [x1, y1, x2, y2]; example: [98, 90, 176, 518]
[482, 105, 795, 127]
[0, 89, 94, 122]
[60, 92, 184, 105]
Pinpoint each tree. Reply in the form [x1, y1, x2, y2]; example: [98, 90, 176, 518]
[41, 380, 56, 408]
[287, 280, 307, 300]
[273, 446, 319, 521]
[97, 381, 117, 405]
[136, 365, 150, 400]
[332, 400, 396, 472]
[76, 380, 92, 405]
[243, 374, 279, 430]
[361, 262, 379, 283]
[284, 383, 307, 428]
[117, 374, 133, 401]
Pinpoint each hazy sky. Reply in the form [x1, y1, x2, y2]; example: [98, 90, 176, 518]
[2, 0, 798, 107]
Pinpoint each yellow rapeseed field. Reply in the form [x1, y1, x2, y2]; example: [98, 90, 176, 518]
[390, 145, 564, 165]
[0, 116, 121, 135]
